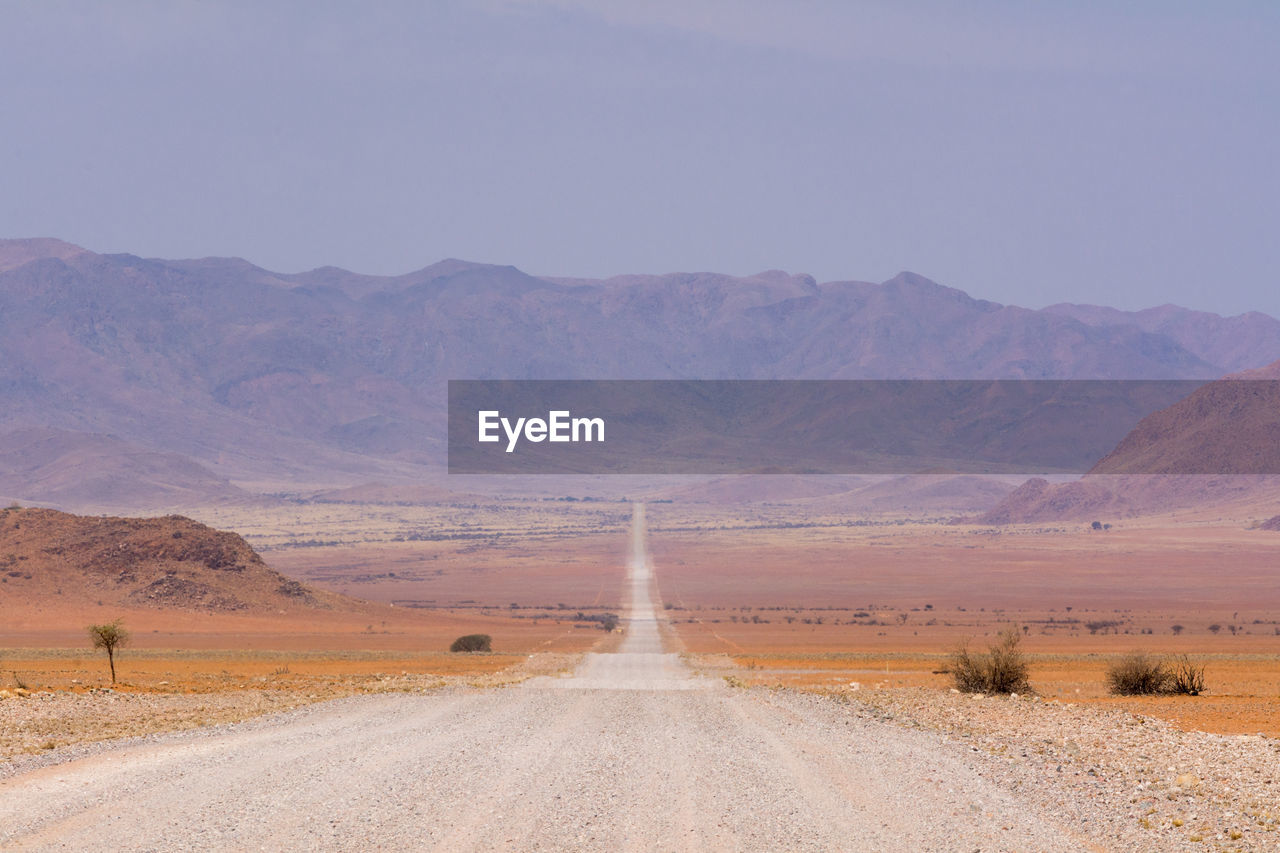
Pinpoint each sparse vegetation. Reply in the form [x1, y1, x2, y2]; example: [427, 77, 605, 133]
[571, 611, 620, 631]
[1168, 655, 1206, 696]
[1106, 652, 1169, 695]
[1106, 652, 1207, 695]
[948, 625, 1031, 694]
[449, 633, 492, 653]
[87, 618, 130, 684]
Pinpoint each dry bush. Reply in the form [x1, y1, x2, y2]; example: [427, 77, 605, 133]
[1107, 652, 1207, 696]
[449, 634, 492, 653]
[1167, 655, 1206, 695]
[949, 625, 1031, 694]
[1106, 652, 1170, 695]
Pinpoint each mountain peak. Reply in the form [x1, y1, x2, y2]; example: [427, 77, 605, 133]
[0, 237, 92, 272]
[880, 271, 1000, 310]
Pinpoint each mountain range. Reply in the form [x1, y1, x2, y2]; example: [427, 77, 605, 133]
[4, 237, 1280, 510]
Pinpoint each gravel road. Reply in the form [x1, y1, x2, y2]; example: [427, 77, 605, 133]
[0, 505, 1166, 850]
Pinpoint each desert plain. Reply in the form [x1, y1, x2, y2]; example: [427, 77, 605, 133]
[6, 493, 1275, 732]
[2, 492, 1280, 850]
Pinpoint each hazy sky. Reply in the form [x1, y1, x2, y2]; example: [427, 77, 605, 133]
[4, 1, 1278, 315]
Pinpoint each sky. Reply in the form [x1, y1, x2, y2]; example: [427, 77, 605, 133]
[3, 1, 1278, 316]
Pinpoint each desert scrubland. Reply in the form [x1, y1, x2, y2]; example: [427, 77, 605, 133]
[4, 500, 1279, 851]
[9, 493, 1269, 740]
[216, 496, 1280, 736]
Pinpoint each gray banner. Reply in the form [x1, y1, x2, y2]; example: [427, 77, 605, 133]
[447, 379, 1273, 474]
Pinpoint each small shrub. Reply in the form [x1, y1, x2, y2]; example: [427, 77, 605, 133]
[1107, 653, 1207, 695]
[1167, 655, 1205, 695]
[1106, 652, 1170, 695]
[449, 633, 492, 653]
[949, 625, 1031, 694]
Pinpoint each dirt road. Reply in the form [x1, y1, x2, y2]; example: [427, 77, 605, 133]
[1, 505, 1105, 851]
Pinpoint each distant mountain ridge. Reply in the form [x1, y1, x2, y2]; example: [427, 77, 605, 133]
[1043, 302, 1280, 374]
[0, 427, 246, 509]
[2, 237, 1279, 507]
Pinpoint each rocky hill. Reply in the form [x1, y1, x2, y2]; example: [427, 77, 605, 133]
[1089, 383, 1280, 476]
[0, 506, 337, 612]
[977, 361, 1280, 522]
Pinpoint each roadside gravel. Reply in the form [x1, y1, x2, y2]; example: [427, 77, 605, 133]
[0, 689, 316, 766]
[834, 684, 1280, 851]
[5, 684, 1277, 851]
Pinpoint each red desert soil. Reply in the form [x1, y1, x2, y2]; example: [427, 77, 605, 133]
[643, 513, 1280, 620]
[639, 507, 1280, 736]
[266, 535, 627, 611]
[0, 506, 601, 656]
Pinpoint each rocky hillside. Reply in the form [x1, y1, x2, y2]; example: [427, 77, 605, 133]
[0, 506, 335, 612]
[1089, 382, 1280, 476]
[976, 360, 1280, 522]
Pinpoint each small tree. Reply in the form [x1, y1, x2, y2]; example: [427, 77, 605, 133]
[449, 633, 491, 653]
[88, 619, 130, 684]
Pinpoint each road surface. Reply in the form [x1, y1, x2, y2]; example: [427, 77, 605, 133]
[0, 504, 1097, 851]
